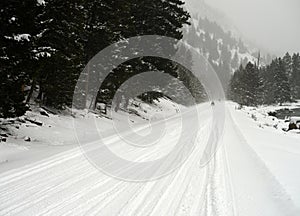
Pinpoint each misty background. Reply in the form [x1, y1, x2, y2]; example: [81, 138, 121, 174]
[186, 0, 300, 56]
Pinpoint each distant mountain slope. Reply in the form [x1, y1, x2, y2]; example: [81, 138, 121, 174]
[184, 0, 275, 57]
[181, 2, 275, 92]
[184, 0, 239, 36]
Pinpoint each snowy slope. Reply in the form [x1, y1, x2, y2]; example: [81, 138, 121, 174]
[184, 0, 273, 62]
[0, 98, 181, 173]
[186, 17, 259, 70]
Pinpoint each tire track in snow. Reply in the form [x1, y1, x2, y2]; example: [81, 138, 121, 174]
[112, 123, 209, 216]
[0, 105, 216, 215]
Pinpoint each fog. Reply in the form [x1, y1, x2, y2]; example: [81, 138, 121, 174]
[201, 0, 300, 55]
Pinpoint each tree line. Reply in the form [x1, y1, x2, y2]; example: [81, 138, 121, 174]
[0, 0, 192, 118]
[229, 53, 300, 106]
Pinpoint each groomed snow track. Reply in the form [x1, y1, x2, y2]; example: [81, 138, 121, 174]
[0, 104, 299, 216]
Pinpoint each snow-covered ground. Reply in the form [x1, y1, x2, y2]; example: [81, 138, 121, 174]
[231, 101, 300, 209]
[0, 98, 181, 172]
[237, 101, 300, 134]
[0, 101, 300, 215]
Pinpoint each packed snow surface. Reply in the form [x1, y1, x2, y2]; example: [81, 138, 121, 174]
[0, 101, 300, 215]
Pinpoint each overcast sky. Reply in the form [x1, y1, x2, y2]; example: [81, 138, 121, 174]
[204, 0, 300, 55]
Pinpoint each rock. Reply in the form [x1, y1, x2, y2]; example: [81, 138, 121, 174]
[288, 123, 298, 131]
[0, 133, 8, 138]
[25, 117, 43, 126]
[24, 136, 31, 142]
[8, 119, 15, 124]
[40, 110, 50, 117]
[268, 111, 277, 117]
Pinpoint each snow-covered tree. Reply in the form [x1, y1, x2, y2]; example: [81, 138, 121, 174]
[229, 62, 261, 106]
[0, 0, 45, 117]
[291, 53, 300, 99]
[273, 58, 292, 104]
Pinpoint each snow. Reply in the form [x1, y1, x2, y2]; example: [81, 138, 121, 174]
[37, 0, 45, 5]
[230, 102, 300, 210]
[235, 101, 300, 133]
[290, 117, 300, 124]
[0, 98, 181, 172]
[4, 34, 31, 42]
[33, 47, 56, 58]
[14, 34, 31, 42]
[192, 18, 198, 28]
[184, 17, 259, 70]
[0, 101, 300, 215]
[217, 38, 223, 45]
[238, 52, 257, 63]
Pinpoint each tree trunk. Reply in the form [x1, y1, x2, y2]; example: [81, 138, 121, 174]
[26, 79, 36, 104]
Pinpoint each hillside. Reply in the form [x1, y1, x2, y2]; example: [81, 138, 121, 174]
[181, 1, 275, 91]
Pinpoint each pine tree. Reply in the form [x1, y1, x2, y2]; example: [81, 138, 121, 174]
[231, 53, 298, 106]
[229, 65, 244, 104]
[0, 0, 44, 117]
[95, 0, 191, 108]
[34, 0, 86, 108]
[1, 0, 191, 113]
[241, 62, 260, 106]
[292, 53, 300, 99]
[229, 63, 260, 106]
[256, 66, 267, 105]
[273, 58, 292, 104]
[283, 52, 292, 77]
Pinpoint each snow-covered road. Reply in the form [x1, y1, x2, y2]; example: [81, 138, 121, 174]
[0, 104, 299, 215]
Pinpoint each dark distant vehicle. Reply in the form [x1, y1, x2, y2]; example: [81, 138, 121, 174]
[211, 101, 215, 106]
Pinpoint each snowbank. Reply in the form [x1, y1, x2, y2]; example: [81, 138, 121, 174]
[230, 103, 300, 208]
[233, 101, 300, 134]
[0, 98, 182, 172]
